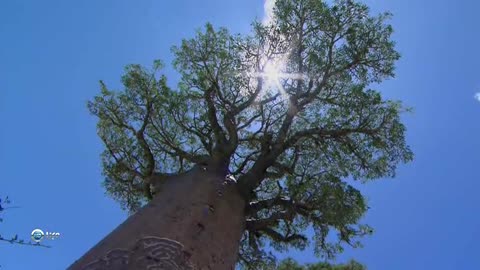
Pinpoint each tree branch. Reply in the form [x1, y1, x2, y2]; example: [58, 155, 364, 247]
[0, 237, 51, 248]
[205, 85, 227, 146]
[258, 227, 307, 244]
[284, 126, 377, 150]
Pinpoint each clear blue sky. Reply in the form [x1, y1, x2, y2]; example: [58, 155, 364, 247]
[1, 0, 479, 269]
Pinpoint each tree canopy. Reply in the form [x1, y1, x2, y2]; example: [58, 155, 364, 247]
[277, 258, 366, 270]
[88, 0, 412, 267]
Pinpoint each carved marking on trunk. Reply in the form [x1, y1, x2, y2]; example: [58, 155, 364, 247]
[81, 237, 194, 270]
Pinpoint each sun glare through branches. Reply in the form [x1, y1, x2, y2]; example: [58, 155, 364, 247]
[250, 58, 307, 102]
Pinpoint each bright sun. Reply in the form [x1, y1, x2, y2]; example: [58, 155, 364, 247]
[264, 61, 281, 83]
[248, 58, 306, 100]
[261, 60, 285, 95]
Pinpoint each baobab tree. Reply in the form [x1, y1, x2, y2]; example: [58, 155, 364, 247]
[69, 0, 412, 269]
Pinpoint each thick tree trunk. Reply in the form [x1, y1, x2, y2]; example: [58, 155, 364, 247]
[68, 166, 246, 270]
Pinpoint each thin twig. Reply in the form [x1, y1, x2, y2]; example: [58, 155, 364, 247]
[0, 237, 51, 248]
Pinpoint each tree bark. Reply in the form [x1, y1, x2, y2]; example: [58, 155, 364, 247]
[68, 166, 246, 270]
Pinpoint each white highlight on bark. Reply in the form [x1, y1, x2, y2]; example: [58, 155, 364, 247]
[226, 174, 237, 183]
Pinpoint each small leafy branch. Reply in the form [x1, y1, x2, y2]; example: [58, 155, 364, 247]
[0, 233, 51, 248]
[0, 196, 51, 248]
